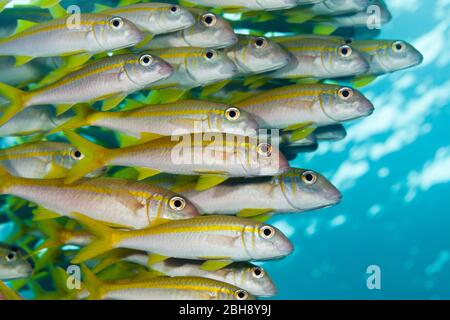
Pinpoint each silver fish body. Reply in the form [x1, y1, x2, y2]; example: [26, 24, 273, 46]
[141, 9, 237, 49]
[0, 141, 105, 179]
[1, 177, 199, 229]
[0, 106, 71, 137]
[115, 215, 294, 261]
[24, 53, 173, 108]
[236, 84, 374, 128]
[149, 47, 238, 88]
[99, 3, 195, 35]
[271, 35, 369, 79]
[227, 35, 291, 75]
[186, 0, 302, 10]
[126, 256, 277, 297]
[0, 14, 144, 58]
[89, 100, 259, 137]
[182, 168, 341, 214]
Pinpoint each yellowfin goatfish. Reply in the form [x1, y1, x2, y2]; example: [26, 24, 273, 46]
[181, 168, 341, 216]
[0, 244, 34, 280]
[80, 265, 254, 300]
[182, 0, 312, 11]
[0, 141, 107, 179]
[0, 106, 71, 138]
[227, 35, 291, 75]
[63, 131, 289, 188]
[0, 168, 199, 229]
[270, 35, 369, 79]
[0, 53, 173, 126]
[72, 214, 294, 265]
[346, 39, 423, 81]
[50, 100, 259, 138]
[0, 14, 143, 64]
[148, 47, 238, 89]
[235, 84, 374, 133]
[117, 254, 277, 296]
[141, 8, 237, 49]
[92, 3, 195, 35]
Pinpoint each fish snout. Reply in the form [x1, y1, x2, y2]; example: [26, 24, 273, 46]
[357, 98, 375, 117]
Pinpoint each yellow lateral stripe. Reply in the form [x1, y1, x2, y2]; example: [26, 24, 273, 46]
[104, 7, 167, 14]
[110, 282, 235, 296]
[157, 52, 204, 60]
[123, 109, 224, 118]
[288, 46, 337, 52]
[131, 224, 256, 237]
[31, 59, 137, 96]
[0, 150, 63, 161]
[237, 90, 336, 107]
[9, 21, 105, 41]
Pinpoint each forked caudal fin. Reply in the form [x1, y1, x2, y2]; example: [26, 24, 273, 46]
[0, 83, 29, 126]
[71, 213, 118, 264]
[63, 130, 114, 184]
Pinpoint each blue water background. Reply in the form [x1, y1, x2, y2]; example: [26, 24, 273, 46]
[265, 0, 450, 300]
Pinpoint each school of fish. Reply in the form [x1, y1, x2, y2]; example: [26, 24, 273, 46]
[0, 0, 422, 300]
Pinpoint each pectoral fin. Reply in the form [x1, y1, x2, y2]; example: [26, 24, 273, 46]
[195, 174, 228, 191]
[200, 260, 233, 272]
[33, 207, 61, 221]
[290, 127, 316, 142]
[147, 254, 169, 266]
[284, 122, 314, 132]
[101, 94, 126, 111]
[237, 208, 274, 218]
[14, 56, 33, 67]
[135, 167, 161, 180]
[313, 24, 338, 35]
[350, 75, 377, 88]
[200, 80, 230, 98]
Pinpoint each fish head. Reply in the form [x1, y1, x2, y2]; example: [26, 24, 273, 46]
[0, 245, 34, 281]
[256, 0, 300, 10]
[322, 44, 369, 77]
[277, 168, 342, 211]
[94, 16, 144, 51]
[152, 4, 195, 34]
[162, 194, 200, 220]
[237, 264, 277, 297]
[321, 86, 374, 122]
[124, 53, 173, 86]
[184, 11, 237, 49]
[210, 106, 260, 135]
[231, 36, 291, 74]
[248, 223, 294, 260]
[185, 49, 238, 86]
[377, 40, 423, 73]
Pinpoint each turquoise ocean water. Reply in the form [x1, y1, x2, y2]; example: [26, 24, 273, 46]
[0, 0, 449, 300]
[265, 0, 450, 300]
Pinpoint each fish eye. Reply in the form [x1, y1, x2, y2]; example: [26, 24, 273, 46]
[251, 267, 265, 279]
[253, 37, 267, 49]
[169, 196, 186, 211]
[338, 87, 353, 100]
[392, 41, 405, 53]
[201, 13, 217, 27]
[169, 5, 180, 14]
[256, 143, 272, 157]
[139, 54, 153, 66]
[259, 226, 275, 239]
[338, 45, 352, 57]
[204, 50, 217, 60]
[301, 171, 317, 185]
[70, 148, 84, 160]
[6, 251, 16, 261]
[225, 107, 241, 121]
[234, 290, 249, 300]
[110, 17, 124, 29]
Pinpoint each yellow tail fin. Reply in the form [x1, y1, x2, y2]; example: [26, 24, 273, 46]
[36, 220, 63, 250]
[0, 166, 14, 194]
[30, 0, 61, 9]
[81, 265, 105, 300]
[0, 82, 28, 126]
[71, 213, 116, 264]
[63, 131, 114, 184]
[48, 104, 95, 135]
[0, 281, 22, 300]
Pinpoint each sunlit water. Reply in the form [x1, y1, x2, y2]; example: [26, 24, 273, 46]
[266, 0, 450, 300]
